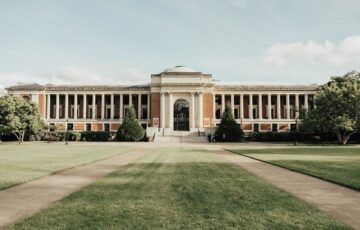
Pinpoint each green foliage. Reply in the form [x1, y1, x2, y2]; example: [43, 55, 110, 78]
[214, 104, 244, 142]
[301, 71, 360, 145]
[116, 106, 145, 141]
[0, 96, 44, 143]
[48, 130, 80, 141]
[80, 131, 114, 141]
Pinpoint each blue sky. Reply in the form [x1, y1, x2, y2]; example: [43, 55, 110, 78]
[1, 0, 360, 93]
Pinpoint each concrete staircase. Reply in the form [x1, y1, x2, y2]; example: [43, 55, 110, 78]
[148, 128, 208, 143]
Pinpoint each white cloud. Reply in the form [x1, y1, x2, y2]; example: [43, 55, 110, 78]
[264, 35, 360, 66]
[0, 65, 149, 95]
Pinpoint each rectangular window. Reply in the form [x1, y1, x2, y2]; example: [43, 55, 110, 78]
[272, 124, 278, 132]
[216, 108, 221, 119]
[290, 124, 297, 132]
[86, 123, 91, 131]
[49, 123, 55, 131]
[67, 123, 74, 131]
[104, 123, 110, 132]
[253, 123, 259, 132]
[142, 108, 148, 119]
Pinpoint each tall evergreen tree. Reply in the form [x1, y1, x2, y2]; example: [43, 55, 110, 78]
[214, 104, 244, 142]
[116, 106, 145, 141]
[0, 96, 44, 143]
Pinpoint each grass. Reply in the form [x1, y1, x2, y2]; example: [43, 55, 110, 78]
[7, 148, 349, 229]
[0, 142, 132, 190]
[231, 148, 360, 190]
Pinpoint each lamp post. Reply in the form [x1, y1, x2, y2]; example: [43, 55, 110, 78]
[66, 117, 69, 145]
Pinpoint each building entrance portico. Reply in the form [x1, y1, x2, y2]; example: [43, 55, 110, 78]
[173, 99, 189, 131]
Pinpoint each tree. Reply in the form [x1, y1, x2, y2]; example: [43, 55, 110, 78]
[214, 104, 244, 142]
[116, 106, 145, 141]
[301, 71, 360, 145]
[0, 96, 44, 143]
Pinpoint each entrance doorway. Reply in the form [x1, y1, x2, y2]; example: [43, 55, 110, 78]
[173, 99, 189, 131]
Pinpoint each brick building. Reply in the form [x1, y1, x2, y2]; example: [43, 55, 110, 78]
[6, 66, 317, 134]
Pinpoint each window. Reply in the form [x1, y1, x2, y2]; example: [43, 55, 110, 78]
[142, 107, 148, 119]
[272, 124, 278, 132]
[253, 123, 259, 132]
[86, 123, 91, 131]
[104, 123, 110, 132]
[49, 123, 55, 131]
[67, 123, 74, 131]
[216, 108, 221, 119]
[290, 124, 297, 132]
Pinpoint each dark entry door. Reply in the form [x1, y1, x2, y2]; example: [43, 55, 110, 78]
[174, 99, 189, 131]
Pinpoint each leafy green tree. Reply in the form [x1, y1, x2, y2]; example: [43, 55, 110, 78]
[0, 96, 44, 143]
[214, 104, 244, 142]
[116, 106, 145, 141]
[301, 71, 360, 145]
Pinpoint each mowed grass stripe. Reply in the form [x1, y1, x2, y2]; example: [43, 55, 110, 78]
[8, 148, 349, 229]
[0, 142, 133, 190]
[232, 148, 360, 190]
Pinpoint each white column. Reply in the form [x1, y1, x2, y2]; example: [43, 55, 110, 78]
[110, 94, 114, 120]
[138, 94, 141, 119]
[92, 94, 96, 119]
[191, 93, 195, 128]
[198, 92, 203, 128]
[147, 94, 150, 119]
[258, 94, 262, 120]
[240, 94, 244, 119]
[286, 94, 290, 119]
[221, 94, 225, 114]
[46, 94, 50, 119]
[277, 94, 281, 119]
[129, 94, 132, 107]
[295, 94, 299, 118]
[74, 94, 78, 119]
[168, 93, 173, 128]
[83, 94, 87, 119]
[120, 94, 123, 119]
[101, 94, 105, 120]
[65, 94, 69, 119]
[249, 94, 253, 119]
[56, 94, 60, 120]
[160, 92, 165, 128]
[231, 94, 235, 116]
[304, 94, 309, 112]
[267, 94, 272, 119]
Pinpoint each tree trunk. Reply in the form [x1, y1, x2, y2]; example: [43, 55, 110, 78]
[336, 129, 354, 145]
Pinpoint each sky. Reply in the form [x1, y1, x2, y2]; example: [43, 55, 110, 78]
[0, 0, 360, 94]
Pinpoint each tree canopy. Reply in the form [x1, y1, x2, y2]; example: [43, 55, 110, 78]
[214, 104, 244, 142]
[116, 106, 145, 141]
[300, 71, 360, 145]
[0, 96, 44, 143]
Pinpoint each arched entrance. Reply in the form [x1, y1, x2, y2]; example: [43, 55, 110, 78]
[173, 99, 189, 131]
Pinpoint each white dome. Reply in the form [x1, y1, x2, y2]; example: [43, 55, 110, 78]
[163, 65, 198, 73]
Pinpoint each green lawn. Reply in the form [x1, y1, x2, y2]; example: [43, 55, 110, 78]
[0, 142, 132, 190]
[8, 148, 349, 229]
[231, 148, 360, 190]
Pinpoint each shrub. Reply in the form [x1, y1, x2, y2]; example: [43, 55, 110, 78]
[214, 104, 244, 142]
[116, 106, 145, 141]
[80, 131, 114, 141]
[48, 130, 80, 141]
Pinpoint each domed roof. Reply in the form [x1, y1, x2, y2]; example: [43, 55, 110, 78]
[163, 65, 198, 73]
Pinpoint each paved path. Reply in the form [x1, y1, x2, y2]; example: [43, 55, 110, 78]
[0, 148, 150, 228]
[217, 150, 360, 230]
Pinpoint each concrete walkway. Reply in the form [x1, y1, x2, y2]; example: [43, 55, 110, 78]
[0, 148, 150, 228]
[217, 150, 360, 230]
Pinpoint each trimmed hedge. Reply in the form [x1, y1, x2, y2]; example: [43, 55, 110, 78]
[48, 130, 80, 142]
[80, 131, 115, 142]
